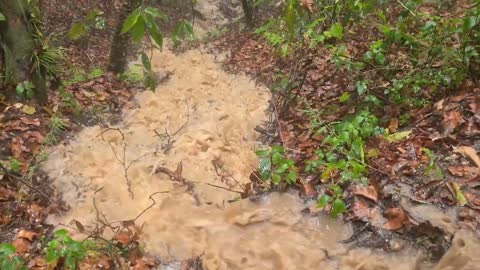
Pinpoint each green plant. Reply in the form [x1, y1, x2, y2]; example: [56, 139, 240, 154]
[317, 184, 347, 218]
[306, 111, 383, 185]
[0, 243, 26, 270]
[171, 20, 194, 46]
[15, 81, 35, 99]
[68, 9, 106, 40]
[89, 68, 104, 79]
[121, 64, 144, 83]
[256, 145, 298, 185]
[45, 229, 86, 270]
[422, 147, 443, 179]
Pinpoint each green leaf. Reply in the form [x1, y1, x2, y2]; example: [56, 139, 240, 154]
[330, 184, 342, 196]
[0, 243, 16, 256]
[16, 84, 25, 96]
[0, 12, 6, 21]
[317, 194, 332, 208]
[285, 170, 297, 184]
[384, 130, 412, 143]
[330, 198, 347, 218]
[339, 92, 350, 102]
[147, 21, 163, 48]
[325, 22, 344, 39]
[452, 183, 468, 206]
[141, 52, 151, 72]
[54, 229, 69, 238]
[356, 80, 368, 96]
[275, 163, 289, 174]
[255, 149, 270, 158]
[65, 255, 76, 270]
[46, 248, 59, 262]
[352, 138, 365, 162]
[131, 16, 145, 43]
[68, 22, 87, 40]
[271, 145, 285, 153]
[463, 16, 477, 32]
[21, 105, 36, 115]
[9, 158, 21, 172]
[121, 7, 141, 34]
[259, 157, 272, 180]
[144, 7, 168, 20]
[272, 174, 281, 184]
[271, 152, 284, 164]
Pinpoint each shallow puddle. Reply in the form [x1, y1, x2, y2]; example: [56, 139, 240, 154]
[42, 1, 480, 269]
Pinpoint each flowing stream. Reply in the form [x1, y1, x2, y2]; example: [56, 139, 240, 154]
[42, 1, 480, 269]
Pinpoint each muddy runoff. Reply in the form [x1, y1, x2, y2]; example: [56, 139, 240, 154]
[42, 46, 480, 270]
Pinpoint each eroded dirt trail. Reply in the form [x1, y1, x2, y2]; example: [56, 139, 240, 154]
[42, 1, 480, 269]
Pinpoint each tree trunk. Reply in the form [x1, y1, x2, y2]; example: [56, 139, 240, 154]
[107, 0, 141, 75]
[240, 0, 253, 28]
[0, 0, 47, 103]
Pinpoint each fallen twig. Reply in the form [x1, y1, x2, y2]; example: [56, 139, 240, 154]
[154, 98, 190, 154]
[109, 142, 147, 199]
[133, 191, 170, 222]
[0, 162, 56, 205]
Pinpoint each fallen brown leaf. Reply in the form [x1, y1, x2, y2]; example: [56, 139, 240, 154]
[12, 238, 30, 254]
[17, 230, 38, 241]
[388, 118, 399, 133]
[300, 0, 314, 12]
[114, 231, 131, 246]
[0, 187, 15, 201]
[20, 117, 40, 126]
[454, 146, 480, 168]
[442, 110, 463, 135]
[448, 166, 479, 177]
[384, 208, 407, 230]
[352, 185, 378, 202]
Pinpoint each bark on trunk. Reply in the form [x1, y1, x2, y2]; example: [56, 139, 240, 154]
[240, 0, 253, 28]
[0, 0, 47, 103]
[107, 0, 141, 74]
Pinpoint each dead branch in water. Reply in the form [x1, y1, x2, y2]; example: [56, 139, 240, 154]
[211, 158, 246, 193]
[96, 127, 125, 141]
[154, 161, 200, 205]
[154, 98, 190, 154]
[133, 190, 170, 222]
[109, 142, 147, 199]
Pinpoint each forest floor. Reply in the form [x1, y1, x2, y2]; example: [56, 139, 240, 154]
[0, 0, 479, 269]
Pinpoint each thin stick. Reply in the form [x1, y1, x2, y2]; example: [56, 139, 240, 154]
[133, 191, 170, 222]
[0, 163, 56, 205]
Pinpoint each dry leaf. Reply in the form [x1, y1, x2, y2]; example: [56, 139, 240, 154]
[384, 208, 407, 230]
[74, 219, 86, 233]
[17, 230, 38, 241]
[12, 238, 30, 254]
[442, 110, 463, 135]
[448, 166, 479, 177]
[114, 231, 131, 245]
[20, 117, 40, 126]
[0, 187, 15, 201]
[300, 0, 314, 12]
[388, 118, 399, 133]
[454, 146, 480, 168]
[352, 185, 378, 202]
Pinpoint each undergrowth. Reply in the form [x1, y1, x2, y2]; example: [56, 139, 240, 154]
[253, 0, 479, 216]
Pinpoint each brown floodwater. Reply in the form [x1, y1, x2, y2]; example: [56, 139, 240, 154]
[42, 1, 480, 269]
